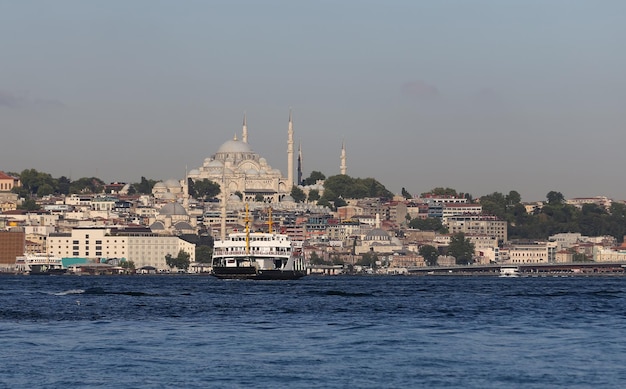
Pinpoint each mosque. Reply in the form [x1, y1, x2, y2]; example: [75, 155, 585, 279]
[185, 111, 347, 204]
[149, 111, 346, 235]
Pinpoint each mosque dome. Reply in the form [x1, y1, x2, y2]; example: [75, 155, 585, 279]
[217, 139, 253, 154]
[229, 194, 242, 202]
[207, 160, 223, 168]
[159, 202, 188, 216]
[281, 195, 295, 203]
[188, 169, 200, 176]
[365, 228, 391, 242]
[164, 179, 180, 189]
[149, 221, 165, 231]
[174, 221, 193, 231]
[153, 182, 167, 190]
[161, 192, 176, 201]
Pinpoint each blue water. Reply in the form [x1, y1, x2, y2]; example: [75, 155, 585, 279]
[1, 275, 626, 388]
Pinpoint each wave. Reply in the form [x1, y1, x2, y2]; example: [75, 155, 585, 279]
[55, 287, 159, 297]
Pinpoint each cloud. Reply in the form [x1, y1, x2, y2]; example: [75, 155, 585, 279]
[0, 90, 64, 109]
[401, 80, 439, 101]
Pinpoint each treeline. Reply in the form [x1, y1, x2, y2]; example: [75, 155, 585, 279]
[7, 169, 159, 197]
[480, 190, 626, 242]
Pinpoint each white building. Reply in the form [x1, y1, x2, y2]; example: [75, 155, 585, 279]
[47, 226, 195, 272]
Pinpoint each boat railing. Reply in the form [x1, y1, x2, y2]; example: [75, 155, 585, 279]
[213, 249, 290, 257]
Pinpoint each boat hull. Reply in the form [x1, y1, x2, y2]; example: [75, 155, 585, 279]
[212, 266, 306, 280]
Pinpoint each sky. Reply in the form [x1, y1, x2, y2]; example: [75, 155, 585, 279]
[1, 1, 625, 202]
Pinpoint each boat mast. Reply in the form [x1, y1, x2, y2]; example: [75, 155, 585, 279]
[245, 203, 250, 255]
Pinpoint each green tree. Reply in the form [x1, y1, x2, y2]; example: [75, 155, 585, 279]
[69, 177, 105, 194]
[195, 245, 213, 263]
[18, 198, 40, 211]
[419, 245, 439, 266]
[302, 171, 326, 186]
[308, 189, 320, 202]
[409, 217, 446, 233]
[401, 187, 412, 199]
[309, 251, 326, 265]
[448, 233, 475, 265]
[290, 185, 306, 203]
[120, 260, 136, 272]
[422, 187, 458, 197]
[135, 176, 158, 194]
[506, 190, 522, 205]
[255, 194, 265, 202]
[190, 178, 221, 201]
[165, 250, 191, 271]
[357, 251, 379, 269]
[546, 191, 565, 205]
[57, 176, 71, 195]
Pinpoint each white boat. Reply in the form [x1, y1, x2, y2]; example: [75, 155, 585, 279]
[500, 266, 520, 277]
[211, 206, 306, 280]
[16, 253, 67, 275]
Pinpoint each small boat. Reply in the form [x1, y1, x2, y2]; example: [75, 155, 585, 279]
[211, 206, 306, 280]
[500, 266, 520, 277]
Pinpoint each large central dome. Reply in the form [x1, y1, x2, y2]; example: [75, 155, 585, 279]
[216, 138, 253, 154]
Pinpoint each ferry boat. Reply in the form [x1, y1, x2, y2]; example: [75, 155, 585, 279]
[16, 253, 67, 275]
[211, 206, 306, 280]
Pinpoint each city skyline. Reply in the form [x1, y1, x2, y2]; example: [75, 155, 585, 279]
[2, 1, 625, 202]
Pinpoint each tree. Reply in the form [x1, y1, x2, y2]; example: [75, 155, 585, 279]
[165, 250, 191, 271]
[401, 187, 412, 199]
[308, 189, 320, 202]
[309, 251, 326, 265]
[190, 178, 221, 201]
[419, 245, 439, 266]
[302, 171, 326, 186]
[195, 245, 213, 263]
[409, 217, 446, 233]
[255, 194, 264, 202]
[422, 187, 458, 197]
[135, 176, 158, 194]
[18, 198, 40, 211]
[120, 260, 136, 272]
[357, 251, 379, 269]
[234, 191, 243, 200]
[547, 191, 564, 205]
[69, 177, 105, 194]
[506, 190, 521, 205]
[448, 233, 475, 265]
[290, 185, 306, 203]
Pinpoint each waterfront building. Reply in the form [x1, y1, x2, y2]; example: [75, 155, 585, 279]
[0, 230, 25, 271]
[47, 226, 195, 272]
[505, 241, 557, 264]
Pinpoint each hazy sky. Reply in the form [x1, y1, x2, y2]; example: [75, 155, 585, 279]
[2, 1, 625, 202]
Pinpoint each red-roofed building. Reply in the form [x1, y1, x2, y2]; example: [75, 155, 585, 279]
[0, 171, 20, 192]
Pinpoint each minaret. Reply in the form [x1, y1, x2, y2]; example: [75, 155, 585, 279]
[242, 112, 248, 143]
[297, 142, 303, 186]
[287, 109, 294, 186]
[340, 140, 347, 175]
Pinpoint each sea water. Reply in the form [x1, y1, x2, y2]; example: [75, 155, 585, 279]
[1, 275, 626, 388]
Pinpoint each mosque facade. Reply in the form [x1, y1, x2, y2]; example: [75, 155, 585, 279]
[186, 113, 295, 204]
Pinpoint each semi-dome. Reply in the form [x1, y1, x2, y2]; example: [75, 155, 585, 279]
[217, 139, 253, 154]
[153, 181, 167, 190]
